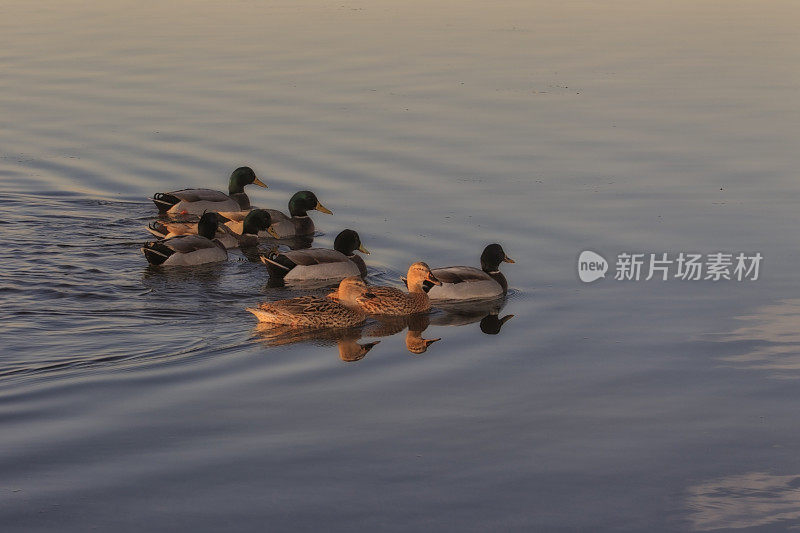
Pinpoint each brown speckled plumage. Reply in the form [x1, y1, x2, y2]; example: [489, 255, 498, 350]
[246, 277, 370, 328]
[246, 296, 366, 328]
[357, 287, 432, 315]
[357, 262, 442, 316]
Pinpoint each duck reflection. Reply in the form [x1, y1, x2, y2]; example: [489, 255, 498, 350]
[252, 323, 381, 362]
[141, 261, 224, 286]
[479, 313, 515, 334]
[250, 295, 514, 359]
[431, 298, 515, 335]
[363, 314, 441, 355]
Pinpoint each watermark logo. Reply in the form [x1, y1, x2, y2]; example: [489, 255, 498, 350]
[578, 251, 762, 283]
[578, 250, 608, 283]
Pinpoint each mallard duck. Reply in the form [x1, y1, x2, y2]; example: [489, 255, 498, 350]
[146, 209, 272, 249]
[407, 244, 514, 301]
[246, 277, 373, 327]
[151, 166, 267, 216]
[263, 191, 332, 238]
[141, 212, 228, 266]
[354, 262, 441, 316]
[260, 229, 369, 281]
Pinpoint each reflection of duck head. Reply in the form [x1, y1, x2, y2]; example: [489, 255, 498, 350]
[338, 339, 381, 362]
[406, 313, 441, 354]
[360, 313, 441, 354]
[480, 314, 514, 334]
[405, 331, 441, 354]
[428, 298, 514, 335]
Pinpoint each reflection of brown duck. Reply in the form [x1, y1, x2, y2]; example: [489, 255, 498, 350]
[246, 277, 370, 327]
[405, 313, 441, 354]
[338, 338, 381, 362]
[252, 323, 380, 362]
[357, 262, 441, 316]
[362, 313, 441, 355]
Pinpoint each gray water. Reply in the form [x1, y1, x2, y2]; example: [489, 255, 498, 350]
[1, 1, 799, 531]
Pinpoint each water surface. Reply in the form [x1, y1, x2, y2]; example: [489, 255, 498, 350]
[1, 1, 799, 531]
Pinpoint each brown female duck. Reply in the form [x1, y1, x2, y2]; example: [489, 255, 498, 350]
[245, 277, 372, 328]
[351, 262, 441, 316]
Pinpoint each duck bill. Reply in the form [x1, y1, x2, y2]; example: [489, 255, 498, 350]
[315, 202, 333, 215]
[426, 272, 442, 286]
[358, 243, 370, 254]
[253, 177, 268, 188]
[267, 226, 280, 239]
[503, 255, 515, 264]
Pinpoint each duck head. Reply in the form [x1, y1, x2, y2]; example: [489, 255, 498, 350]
[288, 191, 333, 217]
[334, 229, 369, 256]
[228, 166, 267, 195]
[329, 276, 375, 308]
[406, 262, 441, 293]
[241, 209, 273, 236]
[197, 212, 221, 239]
[480, 243, 514, 273]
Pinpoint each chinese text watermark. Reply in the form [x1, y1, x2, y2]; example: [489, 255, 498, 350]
[578, 251, 762, 283]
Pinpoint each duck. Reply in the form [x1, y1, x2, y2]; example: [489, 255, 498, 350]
[260, 229, 369, 281]
[146, 209, 272, 249]
[263, 191, 332, 238]
[351, 262, 441, 316]
[406, 244, 514, 301]
[246, 277, 373, 328]
[141, 212, 228, 266]
[151, 166, 267, 216]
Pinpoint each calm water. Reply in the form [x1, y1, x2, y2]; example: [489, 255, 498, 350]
[1, 1, 799, 531]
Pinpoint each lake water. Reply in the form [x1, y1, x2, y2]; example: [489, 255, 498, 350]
[1, 1, 799, 530]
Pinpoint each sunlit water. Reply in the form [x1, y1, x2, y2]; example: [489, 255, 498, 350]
[1, 1, 799, 531]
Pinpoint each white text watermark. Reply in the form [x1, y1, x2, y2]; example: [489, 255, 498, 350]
[578, 251, 762, 283]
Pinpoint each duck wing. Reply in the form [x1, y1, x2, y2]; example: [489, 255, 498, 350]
[147, 221, 198, 238]
[262, 296, 338, 315]
[170, 188, 231, 202]
[247, 296, 363, 327]
[263, 209, 290, 224]
[218, 211, 250, 223]
[162, 234, 221, 254]
[282, 249, 349, 266]
[432, 266, 492, 284]
[358, 286, 420, 315]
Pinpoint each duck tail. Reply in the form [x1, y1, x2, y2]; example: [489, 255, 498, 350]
[141, 241, 174, 266]
[146, 221, 168, 238]
[246, 307, 280, 324]
[260, 249, 293, 279]
[151, 192, 180, 214]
